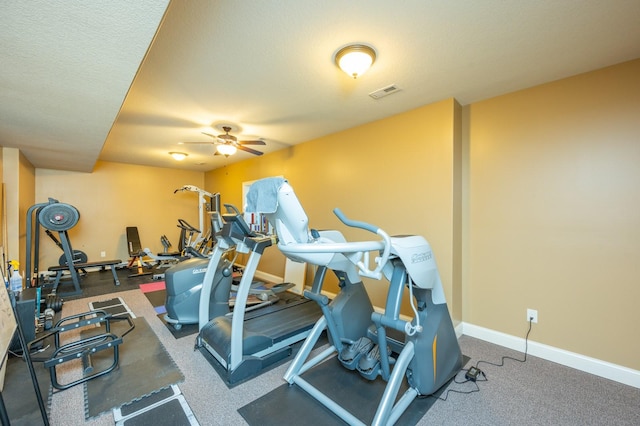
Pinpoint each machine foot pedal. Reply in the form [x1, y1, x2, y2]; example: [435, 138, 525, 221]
[338, 337, 373, 370]
[357, 344, 389, 380]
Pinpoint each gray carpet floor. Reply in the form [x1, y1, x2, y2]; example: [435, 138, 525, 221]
[8, 273, 640, 426]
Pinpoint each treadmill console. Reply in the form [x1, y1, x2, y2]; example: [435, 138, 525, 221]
[222, 204, 255, 237]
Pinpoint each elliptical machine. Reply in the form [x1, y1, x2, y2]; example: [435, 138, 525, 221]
[250, 177, 463, 426]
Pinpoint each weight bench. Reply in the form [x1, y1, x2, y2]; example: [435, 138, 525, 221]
[48, 259, 121, 296]
[126, 226, 153, 278]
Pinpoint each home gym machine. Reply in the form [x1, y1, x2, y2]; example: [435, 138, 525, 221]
[249, 177, 463, 426]
[25, 198, 121, 296]
[196, 204, 321, 384]
[127, 186, 220, 275]
[174, 185, 220, 254]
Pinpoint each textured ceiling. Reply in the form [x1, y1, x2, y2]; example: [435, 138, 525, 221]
[2, 0, 640, 173]
[0, 0, 169, 172]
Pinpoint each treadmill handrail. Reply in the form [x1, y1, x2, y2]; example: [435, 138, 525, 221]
[198, 244, 227, 330]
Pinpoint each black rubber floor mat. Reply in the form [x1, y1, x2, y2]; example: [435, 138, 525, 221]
[199, 330, 328, 389]
[238, 355, 469, 426]
[114, 385, 199, 426]
[158, 314, 200, 339]
[123, 398, 191, 426]
[118, 386, 177, 417]
[89, 296, 135, 318]
[3, 354, 52, 425]
[83, 316, 184, 419]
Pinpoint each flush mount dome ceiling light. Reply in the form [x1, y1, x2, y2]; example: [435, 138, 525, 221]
[334, 44, 376, 79]
[169, 151, 188, 161]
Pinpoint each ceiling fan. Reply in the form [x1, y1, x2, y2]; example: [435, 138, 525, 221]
[181, 126, 265, 156]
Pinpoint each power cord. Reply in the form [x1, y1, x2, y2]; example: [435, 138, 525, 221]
[475, 318, 533, 370]
[422, 369, 488, 401]
[8, 344, 50, 359]
[423, 318, 533, 402]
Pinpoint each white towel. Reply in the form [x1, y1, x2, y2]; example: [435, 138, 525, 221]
[245, 177, 287, 213]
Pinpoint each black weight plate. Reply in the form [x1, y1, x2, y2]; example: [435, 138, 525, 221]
[58, 250, 88, 266]
[38, 203, 80, 231]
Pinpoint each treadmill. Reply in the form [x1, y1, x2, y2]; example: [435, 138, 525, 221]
[196, 205, 321, 384]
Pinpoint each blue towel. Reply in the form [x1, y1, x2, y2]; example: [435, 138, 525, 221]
[246, 177, 287, 213]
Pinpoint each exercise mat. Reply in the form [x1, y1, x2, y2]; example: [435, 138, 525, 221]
[3, 355, 52, 425]
[139, 282, 199, 338]
[113, 384, 199, 426]
[82, 316, 184, 419]
[238, 354, 468, 426]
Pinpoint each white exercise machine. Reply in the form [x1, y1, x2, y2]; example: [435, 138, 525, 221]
[247, 177, 463, 426]
[174, 184, 220, 253]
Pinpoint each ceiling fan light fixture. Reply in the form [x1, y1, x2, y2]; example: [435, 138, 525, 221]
[335, 44, 376, 79]
[169, 151, 188, 161]
[217, 144, 237, 156]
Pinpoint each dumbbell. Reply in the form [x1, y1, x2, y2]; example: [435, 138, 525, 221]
[46, 293, 64, 312]
[44, 308, 55, 330]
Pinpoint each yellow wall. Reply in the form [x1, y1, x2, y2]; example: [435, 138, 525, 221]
[205, 99, 462, 317]
[0, 149, 3, 259]
[24, 59, 639, 373]
[35, 161, 204, 272]
[3, 149, 20, 266]
[467, 59, 640, 370]
[2, 148, 35, 275]
[18, 152, 35, 273]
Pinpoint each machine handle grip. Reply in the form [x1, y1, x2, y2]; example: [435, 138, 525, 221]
[303, 290, 330, 306]
[223, 204, 241, 215]
[177, 218, 200, 233]
[332, 208, 392, 280]
[333, 208, 378, 234]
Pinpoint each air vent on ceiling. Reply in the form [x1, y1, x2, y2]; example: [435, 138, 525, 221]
[369, 84, 400, 100]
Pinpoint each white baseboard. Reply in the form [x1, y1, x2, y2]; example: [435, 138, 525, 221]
[454, 322, 464, 339]
[254, 269, 305, 295]
[248, 274, 640, 390]
[462, 322, 640, 389]
[253, 270, 283, 286]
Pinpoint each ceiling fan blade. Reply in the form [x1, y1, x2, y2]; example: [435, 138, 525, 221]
[236, 145, 264, 156]
[180, 141, 216, 145]
[201, 132, 218, 139]
[239, 139, 266, 145]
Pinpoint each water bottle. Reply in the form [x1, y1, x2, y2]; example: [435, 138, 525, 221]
[9, 261, 23, 294]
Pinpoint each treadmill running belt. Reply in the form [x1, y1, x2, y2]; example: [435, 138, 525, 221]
[243, 298, 320, 342]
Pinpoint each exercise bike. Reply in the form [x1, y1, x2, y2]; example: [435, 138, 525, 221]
[248, 177, 463, 426]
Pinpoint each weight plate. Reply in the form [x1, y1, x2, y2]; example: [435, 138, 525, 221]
[58, 250, 88, 266]
[38, 203, 80, 231]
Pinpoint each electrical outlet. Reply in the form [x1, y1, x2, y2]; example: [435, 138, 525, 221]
[527, 308, 538, 323]
[100, 251, 106, 258]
